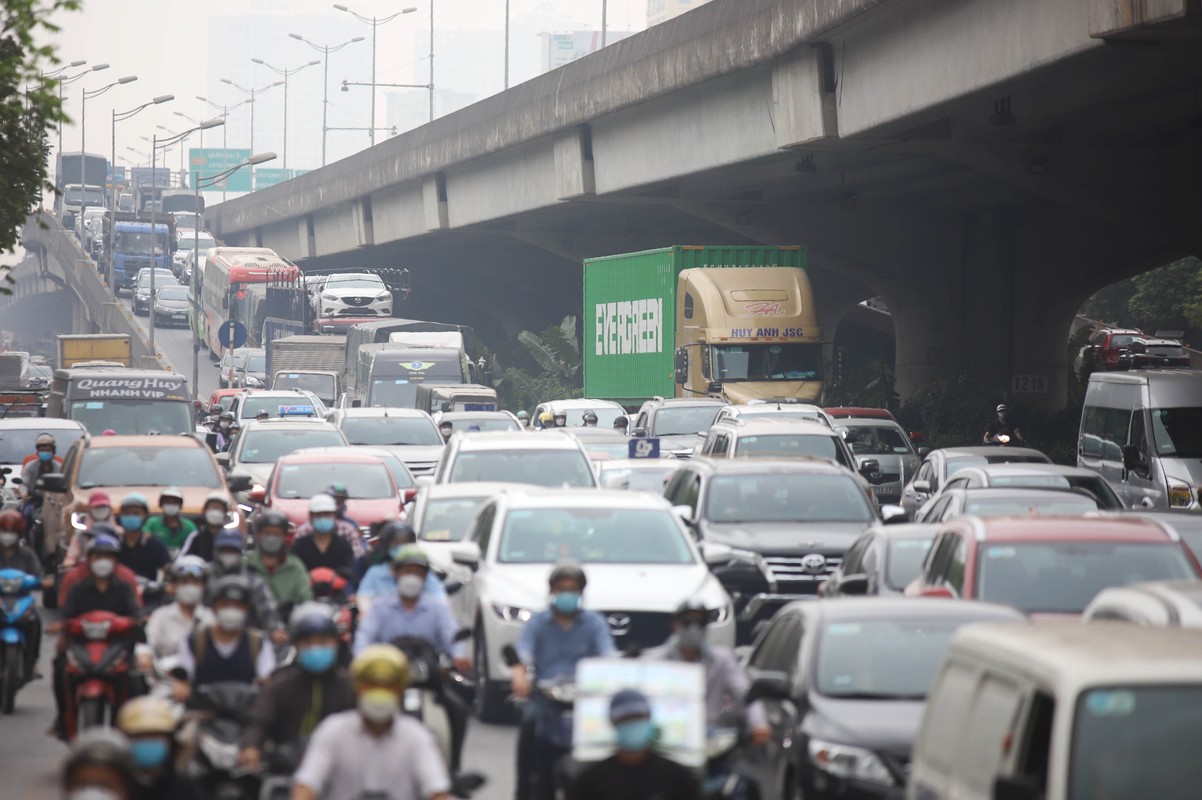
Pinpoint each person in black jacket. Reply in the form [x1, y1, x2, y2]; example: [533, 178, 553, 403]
[179, 492, 234, 563]
[116, 696, 204, 800]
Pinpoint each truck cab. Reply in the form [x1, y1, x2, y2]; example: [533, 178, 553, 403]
[112, 221, 172, 291]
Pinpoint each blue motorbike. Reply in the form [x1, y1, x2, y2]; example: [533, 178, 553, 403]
[0, 568, 40, 713]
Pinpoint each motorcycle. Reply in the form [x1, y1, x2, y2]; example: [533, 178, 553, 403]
[389, 635, 459, 770]
[986, 433, 1014, 446]
[0, 568, 41, 713]
[63, 610, 138, 738]
[189, 681, 262, 800]
[504, 644, 576, 800]
[703, 728, 757, 800]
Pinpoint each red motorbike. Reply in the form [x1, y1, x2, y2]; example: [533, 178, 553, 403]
[309, 568, 356, 659]
[63, 610, 138, 739]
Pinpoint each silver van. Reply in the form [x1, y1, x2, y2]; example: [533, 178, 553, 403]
[1078, 370, 1202, 510]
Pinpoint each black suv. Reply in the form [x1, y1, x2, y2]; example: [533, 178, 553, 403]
[630, 396, 726, 458]
[664, 457, 880, 642]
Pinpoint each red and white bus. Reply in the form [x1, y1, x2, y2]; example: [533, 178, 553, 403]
[198, 247, 300, 356]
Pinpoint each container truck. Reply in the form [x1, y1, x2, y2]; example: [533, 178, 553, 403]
[56, 335, 132, 370]
[583, 245, 821, 405]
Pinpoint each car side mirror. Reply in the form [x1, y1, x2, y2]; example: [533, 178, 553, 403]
[917, 447, 931, 457]
[630, 427, 647, 439]
[215, 452, 230, 469]
[700, 541, 733, 566]
[1121, 444, 1143, 471]
[880, 505, 907, 524]
[859, 459, 881, 477]
[451, 542, 481, 570]
[674, 348, 688, 385]
[993, 775, 1044, 800]
[226, 472, 252, 493]
[246, 486, 266, 503]
[837, 574, 869, 595]
[672, 505, 695, 525]
[402, 488, 418, 504]
[746, 671, 791, 704]
[36, 473, 66, 494]
[912, 480, 931, 494]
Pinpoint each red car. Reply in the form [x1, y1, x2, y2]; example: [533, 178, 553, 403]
[206, 388, 243, 415]
[252, 451, 405, 530]
[1086, 327, 1143, 370]
[905, 515, 1202, 616]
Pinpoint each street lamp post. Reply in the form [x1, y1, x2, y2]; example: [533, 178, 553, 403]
[289, 33, 365, 167]
[333, 4, 417, 143]
[200, 95, 255, 201]
[110, 94, 173, 286]
[80, 74, 136, 231]
[602, 0, 608, 47]
[505, 0, 510, 89]
[56, 63, 106, 163]
[191, 152, 277, 398]
[251, 58, 320, 170]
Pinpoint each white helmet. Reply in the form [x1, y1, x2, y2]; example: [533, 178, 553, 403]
[309, 493, 337, 514]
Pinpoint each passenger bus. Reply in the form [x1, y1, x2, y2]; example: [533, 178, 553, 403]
[198, 247, 300, 357]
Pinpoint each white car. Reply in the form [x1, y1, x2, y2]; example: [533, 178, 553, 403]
[532, 398, 626, 429]
[315, 272, 392, 319]
[331, 407, 446, 477]
[433, 430, 597, 488]
[410, 481, 527, 571]
[713, 401, 835, 428]
[445, 488, 735, 720]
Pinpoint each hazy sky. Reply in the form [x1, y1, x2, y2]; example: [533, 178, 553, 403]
[47, 0, 647, 182]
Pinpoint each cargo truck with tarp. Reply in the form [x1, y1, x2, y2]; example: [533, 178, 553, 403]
[583, 246, 821, 405]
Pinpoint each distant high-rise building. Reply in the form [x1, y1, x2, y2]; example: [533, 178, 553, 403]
[647, 0, 713, 26]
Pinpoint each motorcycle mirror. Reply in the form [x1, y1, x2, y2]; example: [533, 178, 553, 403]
[451, 773, 488, 799]
[454, 627, 473, 642]
[443, 577, 463, 596]
[501, 644, 520, 668]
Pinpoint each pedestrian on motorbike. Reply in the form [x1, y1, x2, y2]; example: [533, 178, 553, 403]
[115, 493, 172, 582]
[245, 510, 313, 612]
[216, 412, 235, 451]
[208, 530, 287, 647]
[0, 508, 45, 678]
[612, 415, 629, 434]
[982, 403, 1024, 445]
[142, 556, 214, 665]
[59, 523, 141, 608]
[20, 432, 59, 532]
[438, 421, 454, 443]
[553, 411, 568, 428]
[239, 604, 356, 774]
[326, 483, 361, 530]
[292, 494, 359, 579]
[567, 689, 700, 800]
[582, 410, 598, 428]
[179, 491, 234, 562]
[174, 575, 276, 701]
[512, 562, 616, 800]
[116, 696, 204, 800]
[290, 644, 452, 800]
[143, 487, 196, 554]
[64, 493, 116, 569]
[516, 410, 530, 429]
[357, 521, 447, 606]
[61, 727, 137, 800]
[537, 412, 554, 430]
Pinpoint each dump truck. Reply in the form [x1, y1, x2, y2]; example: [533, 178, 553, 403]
[583, 246, 821, 405]
[56, 335, 132, 370]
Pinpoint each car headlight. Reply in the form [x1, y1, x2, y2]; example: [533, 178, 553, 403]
[1168, 479, 1195, 508]
[322, 293, 337, 301]
[492, 604, 533, 623]
[808, 740, 895, 786]
[245, 375, 263, 388]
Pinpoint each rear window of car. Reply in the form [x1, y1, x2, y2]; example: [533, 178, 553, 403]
[1109, 334, 1138, 347]
[1146, 345, 1185, 357]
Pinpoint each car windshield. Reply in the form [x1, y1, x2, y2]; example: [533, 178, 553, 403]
[1070, 686, 1202, 799]
[986, 474, 1123, 509]
[69, 400, 191, 436]
[550, 408, 624, 428]
[237, 429, 347, 463]
[1150, 407, 1202, 458]
[78, 446, 221, 489]
[1109, 334, 1139, 347]
[711, 343, 822, 382]
[115, 232, 168, 255]
[341, 416, 442, 446]
[498, 507, 694, 564]
[178, 235, 214, 250]
[224, 350, 254, 369]
[963, 493, 1099, 517]
[136, 273, 176, 291]
[239, 397, 317, 419]
[886, 537, 935, 590]
[328, 277, 384, 290]
[0, 427, 85, 464]
[244, 355, 266, 373]
[274, 374, 336, 402]
[441, 416, 518, 432]
[1146, 345, 1186, 357]
[599, 466, 680, 492]
[447, 449, 595, 488]
[842, 425, 914, 455]
[419, 497, 488, 542]
[275, 462, 394, 499]
[734, 433, 846, 466]
[579, 440, 634, 461]
[705, 473, 874, 524]
[157, 286, 189, 301]
[653, 407, 722, 436]
[816, 619, 964, 699]
[65, 187, 105, 205]
[977, 542, 1196, 614]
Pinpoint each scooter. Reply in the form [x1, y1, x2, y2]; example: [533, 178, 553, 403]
[0, 568, 41, 714]
[703, 728, 757, 800]
[504, 645, 576, 800]
[189, 681, 262, 800]
[389, 635, 458, 769]
[63, 610, 138, 738]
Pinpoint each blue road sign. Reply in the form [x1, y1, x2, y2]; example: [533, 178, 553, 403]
[628, 438, 661, 459]
[217, 320, 248, 349]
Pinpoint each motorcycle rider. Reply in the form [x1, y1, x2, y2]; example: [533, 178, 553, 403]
[59, 523, 140, 608]
[516, 410, 530, 429]
[292, 494, 359, 580]
[239, 605, 356, 773]
[290, 644, 452, 800]
[208, 530, 287, 647]
[20, 432, 60, 532]
[174, 575, 276, 700]
[537, 412, 554, 431]
[143, 487, 196, 554]
[116, 696, 204, 800]
[567, 689, 700, 800]
[64, 492, 115, 570]
[179, 491, 233, 562]
[115, 493, 172, 582]
[244, 510, 313, 613]
[983, 403, 1024, 444]
[511, 562, 616, 800]
[612, 415, 629, 434]
[61, 727, 137, 800]
[0, 509, 45, 678]
[581, 410, 598, 428]
[326, 483, 361, 530]
[553, 411, 568, 428]
[141, 556, 214, 665]
[216, 411, 235, 452]
[438, 420, 454, 443]
[357, 521, 446, 605]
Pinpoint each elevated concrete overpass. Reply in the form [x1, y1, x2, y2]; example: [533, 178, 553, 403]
[206, 0, 1202, 406]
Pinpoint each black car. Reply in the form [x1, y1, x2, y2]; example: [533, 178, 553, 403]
[820, 524, 939, 598]
[1113, 338, 1191, 370]
[630, 396, 726, 458]
[132, 269, 178, 315]
[664, 457, 881, 642]
[743, 598, 1024, 800]
[151, 284, 191, 327]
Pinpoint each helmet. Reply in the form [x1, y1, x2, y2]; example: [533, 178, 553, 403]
[219, 411, 235, 422]
[996, 403, 1009, 413]
[308, 567, 348, 598]
[553, 410, 567, 420]
[309, 493, 337, 514]
[87, 491, 112, 508]
[582, 410, 598, 424]
[254, 509, 290, 533]
[673, 596, 710, 621]
[35, 433, 56, 448]
[289, 603, 339, 641]
[211, 575, 251, 605]
[116, 696, 176, 736]
[326, 483, 349, 499]
[390, 545, 430, 571]
[120, 492, 149, 510]
[351, 644, 410, 690]
[516, 410, 529, 420]
[204, 491, 231, 510]
[0, 509, 25, 533]
[548, 560, 587, 590]
[88, 522, 120, 540]
[255, 410, 270, 420]
[62, 728, 134, 788]
[88, 533, 121, 555]
[214, 530, 244, 552]
[539, 412, 554, 425]
[613, 415, 629, 428]
[158, 486, 184, 503]
[170, 555, 208, 580]
[378, 520, 416, 546]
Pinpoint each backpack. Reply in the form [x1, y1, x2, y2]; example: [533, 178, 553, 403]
[191, 625, 263, 672]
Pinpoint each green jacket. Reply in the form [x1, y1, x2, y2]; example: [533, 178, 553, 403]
[244, 550, 313, 607]
[144, 515, 197, 551]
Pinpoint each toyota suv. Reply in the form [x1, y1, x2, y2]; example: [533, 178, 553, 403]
[629, 397, 726, 458]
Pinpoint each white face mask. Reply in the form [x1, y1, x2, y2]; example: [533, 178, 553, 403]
[397, 574, 425, 599]
[161, 503, 182, 517]
[91, 507, 111, 521]
[205, 509, 227, 527]
[0, 532, 18, 548]
[358, 689, 399, 723]
[175, 584, 203, 606]
[215, 607, 246, 632]
[90, 558, 115, 579]
[68, 788, 120, 800]
[217, 552, 242, 570]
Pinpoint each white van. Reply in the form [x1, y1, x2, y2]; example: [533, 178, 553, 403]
[1078, 370, 1202, 510]
[907, 622, 1202, 800]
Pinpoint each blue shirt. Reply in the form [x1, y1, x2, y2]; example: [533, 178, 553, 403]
[516, 609, 616, 681]
[357, 564, 446, 598]
[353, 591, 463, 659]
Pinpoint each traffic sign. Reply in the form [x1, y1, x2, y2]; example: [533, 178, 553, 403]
[254, 168, 308, 190]
[217, 320, 248, 349]
[628, 437, 661, 459]
[190, 148, 252, 193]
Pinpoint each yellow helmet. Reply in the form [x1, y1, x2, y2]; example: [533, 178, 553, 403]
[116, 696, 177, 736]
[351, 644, 410, 690]
[539, 411, 554, 424]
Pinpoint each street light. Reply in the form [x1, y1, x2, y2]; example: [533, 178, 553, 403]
[334, 4, 418, 143]
[221, 78, 285, 169]
[290, 33, 365, 166]
[57, 63, 108, 157]
[79, 74, 136, 230]
[190, 151, 277, 397]
[110, 93, 173, 287]
[200, 94, 256, 202]
[251, 58, 320, 170]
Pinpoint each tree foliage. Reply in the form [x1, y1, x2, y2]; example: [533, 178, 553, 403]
[517, 315, 581, 381]
[1, 0, 80, 255]
[1081, 257, 1202, 347]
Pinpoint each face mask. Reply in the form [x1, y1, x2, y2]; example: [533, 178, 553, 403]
[312, 517, 335, 534]
[217, 552, 242, 570]
[387, 545, 405, 560]
[129, 737, 170, 770]
[614, 718, 656, 752]
[175, 584, 203, 606]
[0, 532, 18, 548]
[161, 503, 182, 517]
[397, 574, 425, 599]
[677, 623, 707, 651]
[120, 514, 144, 531]
[38, 450, 52, 463]
[219, 422, 231, 430]
[91, 507, 111, 522]
[551, 591, 581, 615]
[67, 789, 120, 800]
[258, 535, 284, 554]
[216, 607, 246, 632]
[358, 688, 399, 723]
[205, 509, 227, 527]
[298, 645, 338, 673]
[90, 558, 115, 579]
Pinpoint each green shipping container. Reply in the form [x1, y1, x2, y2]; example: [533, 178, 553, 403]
[583, 245, 808, 404]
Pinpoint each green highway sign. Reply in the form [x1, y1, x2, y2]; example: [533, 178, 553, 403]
[254, 168, 308, 190]
[190, 148, 252, 193]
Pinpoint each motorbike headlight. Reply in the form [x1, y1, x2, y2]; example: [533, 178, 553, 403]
[808, 740, 895, 786]
[1168, 479, 1195, 508]
[492, 604, 533, 624]
[224, 509, 242, 530]
[71, 512, 90, 531]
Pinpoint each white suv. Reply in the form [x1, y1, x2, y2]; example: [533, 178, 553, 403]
[433, 430, 597, 488]
[315, 273, 392, 319]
